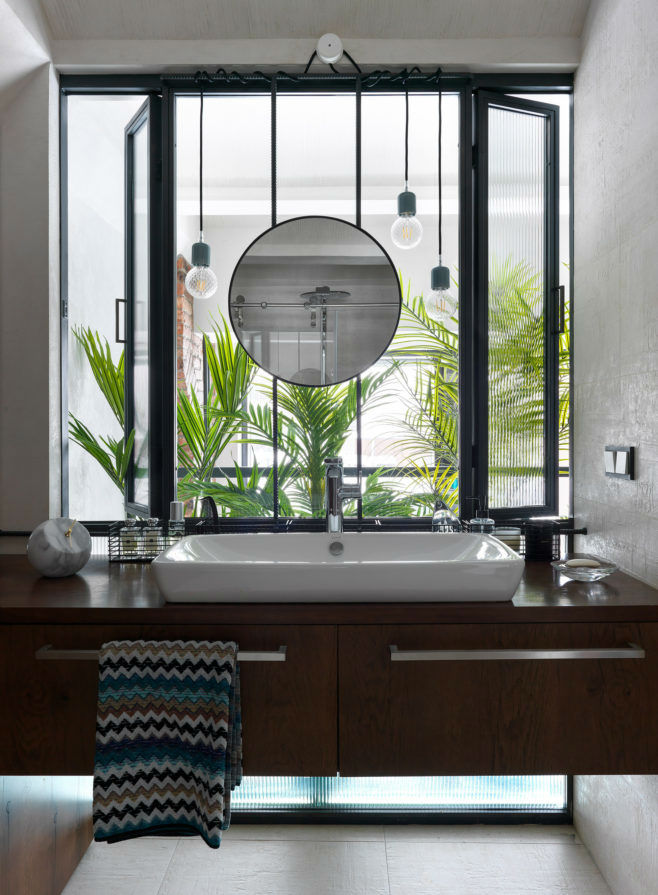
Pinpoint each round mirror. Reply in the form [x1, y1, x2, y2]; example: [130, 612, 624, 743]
[229, 216, 401, 386]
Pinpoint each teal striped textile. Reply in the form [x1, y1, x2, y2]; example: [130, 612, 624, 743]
[93, 640, 242, 848]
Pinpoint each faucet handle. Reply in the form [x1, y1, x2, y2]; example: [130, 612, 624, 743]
[339, 483, 361, 500]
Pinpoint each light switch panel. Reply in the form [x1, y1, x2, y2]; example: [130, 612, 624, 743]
[605, 445, 635, 480]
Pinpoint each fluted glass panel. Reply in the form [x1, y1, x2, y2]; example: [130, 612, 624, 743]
[232, 775, 567, 812]
[488, 106, 546, 508]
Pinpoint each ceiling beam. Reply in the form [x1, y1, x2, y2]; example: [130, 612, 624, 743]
[52, 37, 581, 73]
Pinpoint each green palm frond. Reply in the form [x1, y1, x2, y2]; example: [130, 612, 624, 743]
[176, 314, 256, 491]
[72, 327, 125, 427]
[69, 415, 134, 491]
[69, 328, 133, 492]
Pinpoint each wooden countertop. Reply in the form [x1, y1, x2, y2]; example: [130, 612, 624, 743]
[1, 555, 657, 624]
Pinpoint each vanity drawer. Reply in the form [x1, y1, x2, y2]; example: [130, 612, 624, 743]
[338, 623, 658, 775]
[0, 624, 337, 776]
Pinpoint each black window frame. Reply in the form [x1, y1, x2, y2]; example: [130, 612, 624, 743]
[58, 72, 573, 527]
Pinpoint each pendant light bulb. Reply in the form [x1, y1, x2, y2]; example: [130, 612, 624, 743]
[425, 80, 455, 322]
[425, 259, 457, 322]
[392, 91, 422, 250]
[390, 186, 423, 249]
[186, 84, 218, 300]
[185, 237, 218, 300]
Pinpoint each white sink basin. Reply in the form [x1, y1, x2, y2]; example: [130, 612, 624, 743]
[152, 532, 524, 603]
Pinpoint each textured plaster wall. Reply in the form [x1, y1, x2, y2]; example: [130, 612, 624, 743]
[574, 776, 658, 895]
[573, 2, 658, 894]
[573, 0, 658, 586]
[0, 63, 59, 538]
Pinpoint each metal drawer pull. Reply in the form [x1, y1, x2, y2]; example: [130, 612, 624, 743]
[35, 644, 287, 662]
[389, 643, 645, 661]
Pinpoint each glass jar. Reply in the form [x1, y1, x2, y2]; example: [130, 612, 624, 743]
[119, 518, 142, 556]
[143, 518, 163, 558]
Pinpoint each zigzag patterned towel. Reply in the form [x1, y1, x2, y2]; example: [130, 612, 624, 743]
[93, 640, 242, 849]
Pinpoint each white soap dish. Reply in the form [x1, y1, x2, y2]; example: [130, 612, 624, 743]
[551, 554, 618, 582]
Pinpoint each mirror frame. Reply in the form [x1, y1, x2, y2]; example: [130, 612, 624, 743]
[228, 215, 402, 387]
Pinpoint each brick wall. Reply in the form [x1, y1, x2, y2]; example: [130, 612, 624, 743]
[176, 254, 204, 402]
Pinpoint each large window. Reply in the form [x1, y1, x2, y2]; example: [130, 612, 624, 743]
[62, 75, 571, 524]
[174, 91, 460, 520]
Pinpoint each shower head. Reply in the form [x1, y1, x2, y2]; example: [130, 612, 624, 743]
[300, 285, 351, 305]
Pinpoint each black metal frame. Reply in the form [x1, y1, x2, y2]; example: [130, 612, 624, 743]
[474, 91, 561, 520]
[59, 71, 573, 524]
[123, 100, 148, 515]
[232, 807, 571, 825]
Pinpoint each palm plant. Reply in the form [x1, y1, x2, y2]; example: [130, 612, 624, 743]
[488, 258, 572, 504]
[231, 368, 396, 517]
[72, 260, 570, 519]
[384, 280, 460, 510]
[68, 327, 134, 491]
[383, 260, 571, 513]
[176, 315, 256, 506]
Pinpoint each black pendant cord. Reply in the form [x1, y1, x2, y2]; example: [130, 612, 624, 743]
[404, 89, 409, 187]
[356, 375, 363, 521]
[355, 74, 362, 228]
[199, 85, 204, 234]
[272, 377, 279, 526]
[271, 75, 277, 228]
[303, 48, 362, 75]
[343, 50, 362, 73]
[271, 75, 279, 525]
[355, 71, 363, 519]
[186, 65, 443, 91]
[438, 79, 442, 258]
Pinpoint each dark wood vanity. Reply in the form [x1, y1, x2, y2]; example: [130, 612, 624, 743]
[1, 556, 658, 777]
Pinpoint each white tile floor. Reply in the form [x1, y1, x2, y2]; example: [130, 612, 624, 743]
[62, 825, 613, 895]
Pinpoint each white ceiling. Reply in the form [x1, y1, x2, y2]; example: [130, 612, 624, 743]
[39, 0, 590, 41]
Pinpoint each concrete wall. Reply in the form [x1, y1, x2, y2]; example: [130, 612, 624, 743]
[0, 62, 59, 541]
[573, 0, 658, 586]
[574, 776, 658, 895]
[573, 2, 658, 894]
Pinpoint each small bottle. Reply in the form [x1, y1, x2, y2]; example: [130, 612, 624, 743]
[168, 501, 185, 541]
[470, 515, 495, 534]
[119, 518, 142, 557]
[143, 517, 163, 558]
[469, 500, 495, 534]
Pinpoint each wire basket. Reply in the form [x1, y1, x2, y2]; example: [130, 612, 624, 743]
[108, 518, 219, 562]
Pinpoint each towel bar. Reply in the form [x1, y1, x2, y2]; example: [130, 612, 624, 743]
[389, 643, 645, 661]
[35, 644, 287, 662]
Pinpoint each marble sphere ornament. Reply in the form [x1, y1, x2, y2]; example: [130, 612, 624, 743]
[27, 518, 92, 578]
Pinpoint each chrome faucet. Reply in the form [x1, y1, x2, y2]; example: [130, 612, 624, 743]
[432, 499, 462, 532]
[324, 457, 361, 534]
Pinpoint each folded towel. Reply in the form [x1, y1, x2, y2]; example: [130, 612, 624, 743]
[92, 640, 242, 848]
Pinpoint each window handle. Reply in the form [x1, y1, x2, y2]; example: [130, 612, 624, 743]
[552, 285, 565, 334]
[389, 643, 645, 661]
[115, 297, 126, 344]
